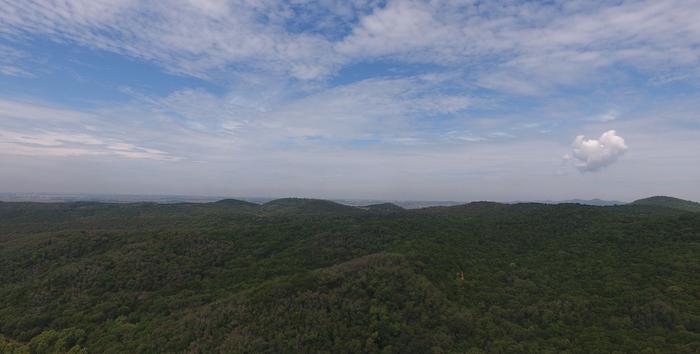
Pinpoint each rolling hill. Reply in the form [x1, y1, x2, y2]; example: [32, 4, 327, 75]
[258, 198, 362, 216]
[632, 196, 700, 212]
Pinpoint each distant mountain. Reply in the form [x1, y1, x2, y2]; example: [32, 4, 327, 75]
[631, 196, 700, 212]
[333, 199, 462, 209]
[0, 193, 464, 209]
[522, 199, 625, 206]
[392, 200, 463, 209]
[560, 199, 625, 206]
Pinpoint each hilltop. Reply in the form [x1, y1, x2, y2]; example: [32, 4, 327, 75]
[632, 195, 700, 212]
[258, 198, 361, 215]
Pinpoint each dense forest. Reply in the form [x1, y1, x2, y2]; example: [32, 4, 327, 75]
[1, 196, 699, 353]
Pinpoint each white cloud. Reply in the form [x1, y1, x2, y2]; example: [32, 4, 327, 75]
[338, 0, 700, 93]
[123, 75, 475, 149]
[0, 74, 480, 166]
[570, 130, 628, 172]
[2, 0, 699, 86]
[0, 98, 181, 161]
[0, 44, 34, 77]
[0, 98, 93, 123]
[0, 0, 343, 80]
[0, 129, 179, 161]
[590, 110, 619, 122]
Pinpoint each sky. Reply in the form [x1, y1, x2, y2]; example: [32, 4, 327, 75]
[0, 0, 699, 202]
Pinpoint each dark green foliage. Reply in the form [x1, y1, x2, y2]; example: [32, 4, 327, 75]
[1, 329, 87, 354]
[632, 196, 700, 212]
[1, 198, 699, 353]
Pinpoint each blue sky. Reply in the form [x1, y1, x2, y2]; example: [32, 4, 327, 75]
[1, 0, 699, 201]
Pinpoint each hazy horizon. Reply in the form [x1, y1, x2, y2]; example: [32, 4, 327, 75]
[5, 191, 697, 206]
[1, 1, 699, 201]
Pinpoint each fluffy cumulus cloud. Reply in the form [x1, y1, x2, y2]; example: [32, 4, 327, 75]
[569, 130, 628, 172]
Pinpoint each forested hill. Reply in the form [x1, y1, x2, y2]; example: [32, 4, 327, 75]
[632, 196, 700, 212]
[1, 198, 700, 353]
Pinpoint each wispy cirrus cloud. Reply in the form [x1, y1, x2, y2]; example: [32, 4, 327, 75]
[339, 0, 700, 92]
[0, 127, 179, 161]
[0, 0, 346, 79]
[2, 0, 700, 86]
[0, 43, 35, 77]
[0, 73, 477, 163]
[121, 75, 475, 149]
[0, 99, 180, 161]
[0, 98, 93, 123]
